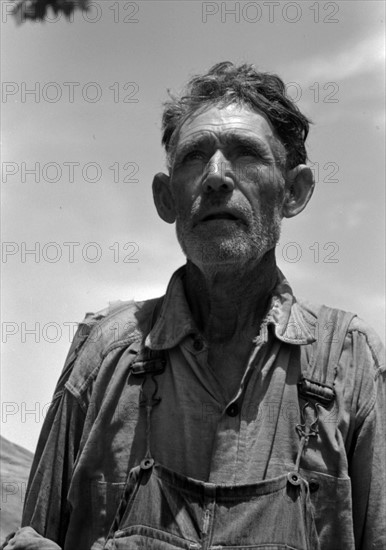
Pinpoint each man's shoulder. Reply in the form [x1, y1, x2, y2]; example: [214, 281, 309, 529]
[296, 298, 384, 369]
[78, 296, 162, 342]
[77, 295, 165, 353]
[58, 296, 163, 401]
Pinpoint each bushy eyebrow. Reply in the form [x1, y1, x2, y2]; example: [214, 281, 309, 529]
[174, 130, 275, 162]
[222, 132, 274, 157]
[174, 134, 215, 162]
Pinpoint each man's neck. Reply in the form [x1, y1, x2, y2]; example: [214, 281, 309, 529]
[184, 249, 278, 343]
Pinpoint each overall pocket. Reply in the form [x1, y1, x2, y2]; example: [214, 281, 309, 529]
[300, 469, 355, 549]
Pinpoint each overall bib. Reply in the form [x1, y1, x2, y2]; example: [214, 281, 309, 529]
[101, 348, 321, 550]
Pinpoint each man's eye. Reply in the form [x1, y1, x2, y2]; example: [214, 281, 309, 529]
[183, 150, 206, 162]
[238, 147, 258, 157]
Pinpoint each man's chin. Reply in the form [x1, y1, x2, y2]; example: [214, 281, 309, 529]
[181, 238, 266, 269]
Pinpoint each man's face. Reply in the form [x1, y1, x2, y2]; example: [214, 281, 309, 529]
[169, 103, 287, 270]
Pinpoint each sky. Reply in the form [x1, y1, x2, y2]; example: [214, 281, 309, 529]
[1, 0, 385, 452]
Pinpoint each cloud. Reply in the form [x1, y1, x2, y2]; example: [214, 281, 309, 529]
[288, 32, 385, 85]
[330, 200, 368, 230]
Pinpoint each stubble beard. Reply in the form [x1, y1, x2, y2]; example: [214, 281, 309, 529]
[175, 206, 282, 273]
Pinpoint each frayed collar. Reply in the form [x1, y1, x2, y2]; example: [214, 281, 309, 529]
[145, 266, 316, 350]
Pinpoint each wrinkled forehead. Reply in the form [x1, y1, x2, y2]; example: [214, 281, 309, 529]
[175, 103, 279, 150]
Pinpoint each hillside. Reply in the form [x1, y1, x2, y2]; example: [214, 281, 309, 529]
[0, 436, 34, 541]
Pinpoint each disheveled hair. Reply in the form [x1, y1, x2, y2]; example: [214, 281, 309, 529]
[162, 61, 311, 171]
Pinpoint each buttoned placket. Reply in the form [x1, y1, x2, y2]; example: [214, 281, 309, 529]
[182, 326, 274, 485]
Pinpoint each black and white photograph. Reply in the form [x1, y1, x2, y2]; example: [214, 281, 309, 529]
[1, 1, 385, 548]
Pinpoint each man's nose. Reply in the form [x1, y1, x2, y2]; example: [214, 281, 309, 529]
[201, 151, 235, 194]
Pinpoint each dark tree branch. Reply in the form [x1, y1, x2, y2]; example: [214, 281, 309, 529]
[12, 0, 89, 23]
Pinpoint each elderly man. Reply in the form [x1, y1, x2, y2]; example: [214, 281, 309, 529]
[4, 62, 385, 550]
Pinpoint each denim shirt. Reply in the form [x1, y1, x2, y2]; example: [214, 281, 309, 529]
[22, 267, 386, 550]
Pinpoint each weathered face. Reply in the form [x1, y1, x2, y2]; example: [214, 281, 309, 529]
[168, 103, 287, 270]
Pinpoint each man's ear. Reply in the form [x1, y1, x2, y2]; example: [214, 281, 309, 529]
[152, 172, 176, 224]
[282, 165, 315, 218]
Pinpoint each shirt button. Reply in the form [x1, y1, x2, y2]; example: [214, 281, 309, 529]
[226, 403, 239, 417]
[309, 479, 320, 493]
[193, 338, 204, 351]
[287, 471, 301, 486]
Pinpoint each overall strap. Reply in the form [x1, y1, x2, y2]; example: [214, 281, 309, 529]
[294, 306, 357, 473]
[104, 296, 166, 545]
[129, 295, 166, 374]
[298, 305, 356, 405]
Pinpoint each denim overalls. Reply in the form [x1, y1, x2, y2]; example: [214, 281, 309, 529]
[100, 345, 322, 550]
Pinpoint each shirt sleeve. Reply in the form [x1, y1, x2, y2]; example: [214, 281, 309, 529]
[21, 318, 94, 548]
[21, 389, 85, 546]
[348, 326, 386, 550]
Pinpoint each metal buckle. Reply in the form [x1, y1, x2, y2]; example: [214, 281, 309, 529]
[297, 377, 335, 405]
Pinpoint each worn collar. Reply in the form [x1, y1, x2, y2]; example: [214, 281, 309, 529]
[145, 265, 316, 350]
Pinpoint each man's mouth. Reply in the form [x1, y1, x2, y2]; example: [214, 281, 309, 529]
[201, 213, 239, 222]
